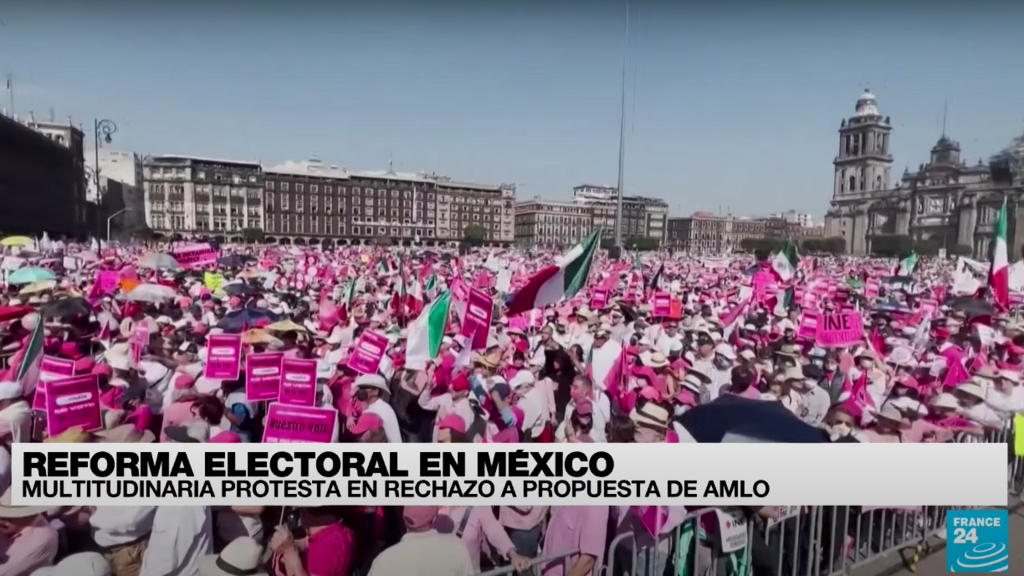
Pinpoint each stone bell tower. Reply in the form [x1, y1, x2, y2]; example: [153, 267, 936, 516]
[833, 89, 893, 198]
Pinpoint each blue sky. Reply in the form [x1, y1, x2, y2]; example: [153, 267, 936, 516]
[2, 0, 1022, 219]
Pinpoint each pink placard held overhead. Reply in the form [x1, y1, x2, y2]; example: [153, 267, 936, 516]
[262, 403, 336, 443]
[815, 311, 865, 347]
[172, 243, 218, 269]
[33, 356, 77, 410]
[245, 352, 283, 402]
[797, 310, 819, 341]
[653, 293, 671, 317]
[752, 271, 774, 304]
[279, 358, 318, 406]
[130, 325, 149, 365]
[346, 331, 389, 375]
[460, 288, 493, 350]
[45, 374, 102, 438]
[589, 288, 608, 310]
[204, 334, 242, 380]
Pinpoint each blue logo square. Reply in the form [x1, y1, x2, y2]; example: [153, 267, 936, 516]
[946, 510, 1009, 572]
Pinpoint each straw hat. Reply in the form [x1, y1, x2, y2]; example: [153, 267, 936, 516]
[43, 427, 92, 443]
[929, 392, 960, 410]
[198, 537, 268, 576]
[630, 402, 670, 431]
[640, 351, 669, 369]
[956, 382, 986, 401]
[0, 487, 54, 519]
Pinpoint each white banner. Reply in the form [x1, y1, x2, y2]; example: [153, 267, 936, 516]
[10, 443, 1005, 507]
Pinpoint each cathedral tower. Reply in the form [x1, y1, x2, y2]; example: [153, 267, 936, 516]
[833, 90, 893, 199]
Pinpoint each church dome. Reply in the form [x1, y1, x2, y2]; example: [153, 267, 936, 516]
[853, 89, 880, 118]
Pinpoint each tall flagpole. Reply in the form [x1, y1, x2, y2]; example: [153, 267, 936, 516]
[614, 0, 630, 252]
[5, 74, 13, 116]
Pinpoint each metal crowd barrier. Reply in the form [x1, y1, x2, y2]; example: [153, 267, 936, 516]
[474, 550, 580, 576]
[472, 421, 1022, 576]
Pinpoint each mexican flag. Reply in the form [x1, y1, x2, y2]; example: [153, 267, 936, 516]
[506, 229, 601, 315]
[375, 257, 397, 276]
[894, 251, 918, 275]
[771, 240, 799, 282]
[340, 279, 356, 309]
[16, 320, 44, 395]
[407, 290, 452, 369]
[647, 263, 664, 291]
[771, 286, 794, 317]
[989, 198, 1009, 310]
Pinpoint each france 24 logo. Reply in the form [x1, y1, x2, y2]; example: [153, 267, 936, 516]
[946, 510, 1009, 572]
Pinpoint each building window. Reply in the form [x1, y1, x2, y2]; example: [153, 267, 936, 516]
[352, 187, 360, 195]
[352, 226, 360, 235]
[281, 182, 289, 192]
[296, 183, 304, 193]
[325, 185, 332, 193]
[311, 184, 318, 193]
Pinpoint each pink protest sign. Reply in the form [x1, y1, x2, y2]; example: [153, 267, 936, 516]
[262, 403, 336, 443]
[204, 334, 242, 380]
[33, 356, 77, 410]
[346, 331, 389, 375]
[589, 288, 608, 310]
[752, 271, 774, 304]
[45, 374, 102, 437]
[461, 288, 493, 349]
[172, 243, 218, 269]
[130, 325, 149, 364]
[797, 310, 819, 341]
[815, 311, 865, 347]
[653, 293, 671, 317]
[245, 352, 283, 402]
[279, 358, 318, 406]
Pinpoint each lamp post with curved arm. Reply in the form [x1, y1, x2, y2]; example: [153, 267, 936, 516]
[93, 119, 118, 238]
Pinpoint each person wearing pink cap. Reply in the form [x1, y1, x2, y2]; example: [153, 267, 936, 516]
[435, 414, 468, 443]
[418, 372, 475, 443]
[368, 506, 472, 576]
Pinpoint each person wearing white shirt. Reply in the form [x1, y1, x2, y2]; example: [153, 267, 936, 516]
[355, 374, 403, 443]
[138, 505, 212, 576]
[790, 370, 830, 427]
[985, 370, 1024, 421]
[90, 506, 156, 576]
[370, 506, 473, 576]
[560, 376, 610, 442]
[589, 326, 622, 391]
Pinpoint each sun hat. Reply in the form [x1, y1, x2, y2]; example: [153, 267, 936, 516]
[714, 343, 737, 360]
[630, 402, 670, 431]
[686, 364, 712, 384]
[0, 487, 53, 519]
[956, 382, 986, 401]
[640, 351, 669, 369]
[353, 374, 389, 394]
[875, 403, 906, 423]
[929, 392, 960, 410]
[198, 536, 268, 576]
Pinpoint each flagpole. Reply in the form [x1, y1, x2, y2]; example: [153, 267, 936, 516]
[5, 74, 13, 116]
[614, 0, 630, 252]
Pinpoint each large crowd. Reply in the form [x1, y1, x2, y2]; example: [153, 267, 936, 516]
[0, 235, 1019, 576]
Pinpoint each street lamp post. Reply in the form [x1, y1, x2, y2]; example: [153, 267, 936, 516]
[107, 208, 128, 243]
[93, 118, 118, 238]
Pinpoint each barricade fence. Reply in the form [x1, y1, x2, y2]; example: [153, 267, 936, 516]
[472, 421, 1021, 576]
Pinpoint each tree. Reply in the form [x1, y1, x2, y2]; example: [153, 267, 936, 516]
[818, 236, 846, 254]
[625, 236, 660, 251]
[913, 237, 943, 256]
[462, 224, 487, 248]
[739, 237, 784, 253]
[950, 244, 973, 257]
[242, 227, 265, 243]
[600, 238, 617, 251]
[870, 235, 913, 257]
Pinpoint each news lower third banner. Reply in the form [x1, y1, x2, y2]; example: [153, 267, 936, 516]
[10, 443, 1006, 507]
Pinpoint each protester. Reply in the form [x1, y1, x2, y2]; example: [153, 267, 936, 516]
[0, 235, 1017, 576]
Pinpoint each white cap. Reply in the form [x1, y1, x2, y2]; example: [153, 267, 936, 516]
[714, 343, 736, 360]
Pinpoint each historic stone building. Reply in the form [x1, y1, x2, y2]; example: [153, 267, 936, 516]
[824, 90, 1024, 257]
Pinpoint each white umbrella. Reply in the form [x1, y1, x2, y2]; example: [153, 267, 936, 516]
[126, 283, 177, 303]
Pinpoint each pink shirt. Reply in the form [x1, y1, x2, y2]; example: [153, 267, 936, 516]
[437, 506, 515, 571]
[499, 506, 548, 531]
[305, 521, 354, 576]
[541, 506, 609, 576]
[159, 400, 196, 443]
[0, 517, 58, 576]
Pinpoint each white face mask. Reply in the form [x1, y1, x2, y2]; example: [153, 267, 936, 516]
[674, 405, 688, 417]
[830, 423, 852, 440]
[825, 363, 838, 372]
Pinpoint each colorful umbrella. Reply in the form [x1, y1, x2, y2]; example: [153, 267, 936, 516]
[0, 236, 32, 247]
[7, 267, 56, 285]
